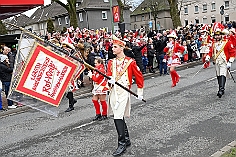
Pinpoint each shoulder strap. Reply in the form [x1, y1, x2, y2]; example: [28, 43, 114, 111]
[115, 59, 133, 81]
[214, 40, 227, 61]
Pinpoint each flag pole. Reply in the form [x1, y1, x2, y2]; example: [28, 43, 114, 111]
[4, 22, 146, 103]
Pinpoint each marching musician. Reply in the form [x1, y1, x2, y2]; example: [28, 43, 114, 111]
[199, 24, 212, 69]
[205, 22, 236, 98]
[106, 35, 144, 156]
[163, 30, 185, 87]
[87, 57, 109, 121]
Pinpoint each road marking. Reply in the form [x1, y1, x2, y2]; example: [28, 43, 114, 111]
[206, 77, 216, 82]
[73, 121, 95, 130]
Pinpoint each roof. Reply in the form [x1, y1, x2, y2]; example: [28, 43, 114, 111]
[7, 14, 30, 30]
[26, 2, 67, 25]
[76, 0, 119, 11]
[0, 0, 44, 20]
[131, 0, 170, 16]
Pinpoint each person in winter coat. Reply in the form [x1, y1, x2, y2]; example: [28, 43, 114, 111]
[0, 54, 17, 109]
[88, 57, 109, 121]
[132, 41, 146, 74]
[124, 41, 135, 59]
[147, 38, 156, 73]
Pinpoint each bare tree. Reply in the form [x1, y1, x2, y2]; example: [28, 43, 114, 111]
[52, 0, 78, 28]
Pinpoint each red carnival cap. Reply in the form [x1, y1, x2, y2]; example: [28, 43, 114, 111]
[112, 35, 125, 47]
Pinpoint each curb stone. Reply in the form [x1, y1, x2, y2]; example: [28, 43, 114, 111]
[211, 140, 236, 157]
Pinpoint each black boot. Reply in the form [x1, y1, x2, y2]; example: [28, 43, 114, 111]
[124, 122, 131, 147]
[112, 119, 126, 156]
[217, 75, 226, 98]
[65, 92, 75, 112]
[93, 114, 102, 121]
[65, 105, 74, 112]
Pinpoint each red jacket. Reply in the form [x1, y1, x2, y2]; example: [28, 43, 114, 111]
[107, 56, 144, 89]
[92, 64, 107, 86]
[163, 41, 185, 55]
[208, 39, 236, 61]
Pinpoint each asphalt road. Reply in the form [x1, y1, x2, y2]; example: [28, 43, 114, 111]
[0, 62, 236, 157]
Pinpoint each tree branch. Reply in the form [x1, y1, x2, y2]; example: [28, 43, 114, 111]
[52, 0, 69, 11]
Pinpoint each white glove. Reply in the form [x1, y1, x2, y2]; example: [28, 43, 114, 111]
[205, 55, 210, 62]
[167, 43, 173, 48]
[136, 95, 143, 101]
[227, 62, 232, 69]
[136, 88, 143, 101]
[87, 71, 93, 78]
[108, 76, 115, 85]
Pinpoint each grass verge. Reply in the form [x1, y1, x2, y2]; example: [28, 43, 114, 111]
[221, 147, 236, 157]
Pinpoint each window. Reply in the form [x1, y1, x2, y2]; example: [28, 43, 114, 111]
[135, 16, 138, 22]
[141, 15, 145, 21]
[58, 18, 61, 25]
[225, 1, 229, 9]
[195, 19, 199, 24]
[184, 7, 188, 14]
[194, 6, 199, 13]
[134, 24, 137, 29]
[104, 0, 109, 2]
[65, 16, 69, 25]
[203, 4, 207, 12]
[203, 17, 207, 23]
[102, 11, 107, 20]
[185, 20, 188, 26]
[211, 17, 216, 23]
[41, 23, 44, 29]
[211, 2, 216, 10]
[225, 14, 229, 22]
[79, 13, 83, 22]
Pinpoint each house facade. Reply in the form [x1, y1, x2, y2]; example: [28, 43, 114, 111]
[54, 0, 131, 33]
[6, 14, 30, 34]
[24, 2, 66, 35]
[180, 0, 236, 26]
[130, 0, 173, 32]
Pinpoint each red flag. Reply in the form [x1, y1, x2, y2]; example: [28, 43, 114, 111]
[112, 6, 120, 23]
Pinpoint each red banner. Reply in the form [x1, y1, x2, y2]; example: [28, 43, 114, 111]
[112, 5, 120, 23]
[15, 44, 77, 107]
[0, 0, 44, 5]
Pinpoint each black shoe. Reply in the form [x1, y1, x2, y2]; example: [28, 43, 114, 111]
[65, 107, 74, 112]
[125, 138, 131, 147]
[101, 115, 108, 120]
[93, 114, 102, 121]
[112, 142, 126, 156]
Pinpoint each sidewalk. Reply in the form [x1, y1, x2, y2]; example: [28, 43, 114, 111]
[0, 60, 201, 117]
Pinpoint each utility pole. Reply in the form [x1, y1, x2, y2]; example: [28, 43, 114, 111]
[110, 0, 114, 33]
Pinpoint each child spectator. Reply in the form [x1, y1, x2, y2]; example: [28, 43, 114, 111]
[142, 52, 148, 74]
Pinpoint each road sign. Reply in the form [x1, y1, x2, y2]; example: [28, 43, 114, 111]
[149, 21, 153, 28]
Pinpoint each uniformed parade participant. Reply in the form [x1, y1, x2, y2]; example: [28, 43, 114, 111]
[163, 30, 185, 87]
[87, 57, 109, 121]
[205, 22, 236, 98]
[106, 35, 144, 156]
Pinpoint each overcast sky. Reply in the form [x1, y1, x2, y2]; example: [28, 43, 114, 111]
[23, 0, 142, 17]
